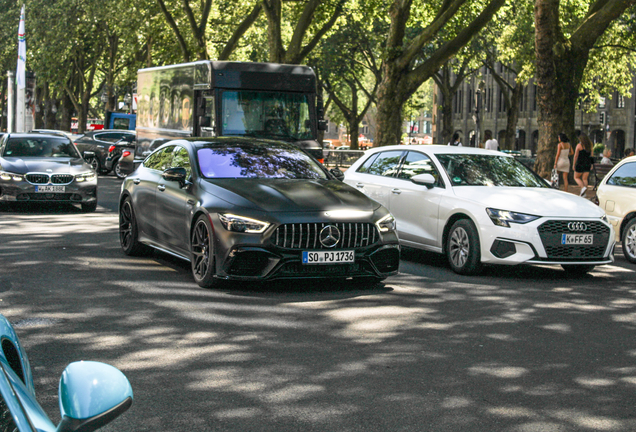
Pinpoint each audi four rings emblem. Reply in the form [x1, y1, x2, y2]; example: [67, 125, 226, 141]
[319, 225, 341, 248]
[568, 222, 588, 231]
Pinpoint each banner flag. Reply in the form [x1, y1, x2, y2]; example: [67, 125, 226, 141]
[17, 4, 26, 89]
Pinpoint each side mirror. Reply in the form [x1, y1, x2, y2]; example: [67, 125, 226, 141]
[57, 361, 133, 432]
[83, 151, 95, 160]
[411, 173, 436, 189]
[330, 167, 345, 181]
[163, 167, 188, 187]
[318, 120, 328, 131]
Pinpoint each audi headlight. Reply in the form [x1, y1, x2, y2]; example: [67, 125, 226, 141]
[75, 171, 97, 182]
[219, 213, 270, 233]
[0, 171, 24, 182]
[376, 214, 396, 232]
[486, 208, 540, 228]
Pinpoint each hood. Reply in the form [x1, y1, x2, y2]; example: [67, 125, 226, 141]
[0, 157, 91, 174]
[451, 186, 605, 218]
[202, 178, 380, 213]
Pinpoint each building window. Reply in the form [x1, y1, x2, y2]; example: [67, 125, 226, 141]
[599, 96, 606, 109]
[616, 93, 625, 108]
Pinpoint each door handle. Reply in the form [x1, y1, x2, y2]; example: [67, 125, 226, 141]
[132, 178, 140, 185]
[356, 183, 365, 188]
[391, 188, 402, 195]
[157, 184, 166, 192]
[187, 199, 196, 206]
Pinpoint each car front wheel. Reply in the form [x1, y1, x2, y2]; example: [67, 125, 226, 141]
[119, 197, 148, 256]
[191, 215, 218, 288]
[622, 218, 636, 264]
[114, 158, 127, 179]
[446, 219, 482, 275]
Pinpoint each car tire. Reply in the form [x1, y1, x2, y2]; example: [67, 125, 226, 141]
[81, 201, 97, 212]
[114, 158, 127, 179]
[89, 157, 100, 173]
[622, 218, 636, 264]
[446, 219, 483, 275]
[191, 214, 218, 288]
[561, 264, 595, 275]
[119, 197, 149, 256]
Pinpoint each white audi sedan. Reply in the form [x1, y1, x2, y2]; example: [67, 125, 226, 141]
[344, 145, 615, 275]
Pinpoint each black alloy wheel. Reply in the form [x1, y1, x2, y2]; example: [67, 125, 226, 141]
[191, 215, 217, 288]
[88, 156, 100, 173]
[119, 197, 148, 256]
[446, 219, 483, 275]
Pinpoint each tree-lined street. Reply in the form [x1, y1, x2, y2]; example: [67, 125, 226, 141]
[1, 177, 635, 431]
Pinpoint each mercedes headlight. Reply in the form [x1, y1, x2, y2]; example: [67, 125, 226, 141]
[486, 208, 540, 228]
[75, 171, 97, 182]
[219, 213, 270, 233]
[0, 171, 24, 181]
[376, 214, 396, 232]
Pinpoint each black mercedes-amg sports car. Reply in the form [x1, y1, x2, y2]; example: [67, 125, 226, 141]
[119, 137, 400, 287]
[0, 133, 97, 211]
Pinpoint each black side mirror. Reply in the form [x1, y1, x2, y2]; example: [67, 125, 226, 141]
[330, 167, 345, 181]
[199, 116, 211, 128]
[163, 167, 188, 187]
[318, 120, 328, 131]
[83, 151, 95, 160]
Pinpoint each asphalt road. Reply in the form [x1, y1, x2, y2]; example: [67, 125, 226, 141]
[1, 176, 636, 431]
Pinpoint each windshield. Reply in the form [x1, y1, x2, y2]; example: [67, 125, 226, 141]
[221, 91, 313, 141]
[3, 137, 80, 158]
[197, 142, 328, 179]
[436, 154, 548, 187]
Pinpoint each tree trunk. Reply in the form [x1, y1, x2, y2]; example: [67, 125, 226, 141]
[0, 79, 6, 131]
[503, 82, 523, 150]
[375, 63, 410, 146]
[60, 93, 73, 132]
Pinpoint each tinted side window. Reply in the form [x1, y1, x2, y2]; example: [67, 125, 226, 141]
[144, 146, 175, 171]
[96, 133, 128, 143]
[356, 153, 379, 174]
[398, 151, 443, 187]
[607, 162, 636, 187]
[172, 147, 192, 178]
[364, 151, 404, 177]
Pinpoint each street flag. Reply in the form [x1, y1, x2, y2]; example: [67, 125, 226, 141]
[17, 4, 26, 89]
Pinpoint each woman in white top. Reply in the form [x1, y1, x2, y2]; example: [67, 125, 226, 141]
[484, 131, 498, 150]
[554, 133, 573, 192]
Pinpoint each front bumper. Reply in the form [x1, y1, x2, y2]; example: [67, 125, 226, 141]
[479, 217, 615, 266]
[211, 217, 401, 281]
[0, 180, 97, 204]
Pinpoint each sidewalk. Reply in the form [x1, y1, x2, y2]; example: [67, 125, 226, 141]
[558, 184, 595, 199]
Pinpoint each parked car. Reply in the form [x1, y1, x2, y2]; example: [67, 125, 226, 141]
[596, 155, 636, 263]
[344, 145, 615, 275]
[119, 137, 400, 287]
[0, 133, 98, 212]
[0, 313, 133, 432]
[105, 135, 136, 179]
[74, 130, 135, 174]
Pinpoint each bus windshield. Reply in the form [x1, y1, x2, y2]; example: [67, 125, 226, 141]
[220, 91, 313, 141]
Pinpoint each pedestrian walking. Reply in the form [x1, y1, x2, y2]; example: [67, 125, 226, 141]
[573, 133, 593, 196]
[484, 131, 499, 151]
[448, 132, 462, 146]
[553, 133, 573, 192]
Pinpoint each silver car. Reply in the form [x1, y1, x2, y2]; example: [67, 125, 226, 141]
[0, 133, 98, 212]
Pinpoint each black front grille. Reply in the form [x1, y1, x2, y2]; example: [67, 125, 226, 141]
[25, 174, 49, 184]
[51, 174, 74, 184]
[272, 223, 378, 249]
[537, 220, 610, 260]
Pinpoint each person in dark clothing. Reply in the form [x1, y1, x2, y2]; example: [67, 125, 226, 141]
[573, 133, 593, 196]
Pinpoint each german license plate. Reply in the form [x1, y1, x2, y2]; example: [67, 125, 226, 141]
[302, 250, 354, 264]
[561, 234, 593, 245]
[35, 185, 65, 193]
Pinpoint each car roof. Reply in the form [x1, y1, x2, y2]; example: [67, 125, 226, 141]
[4, 132, 72, 140]
[364, 144, 512, 156]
